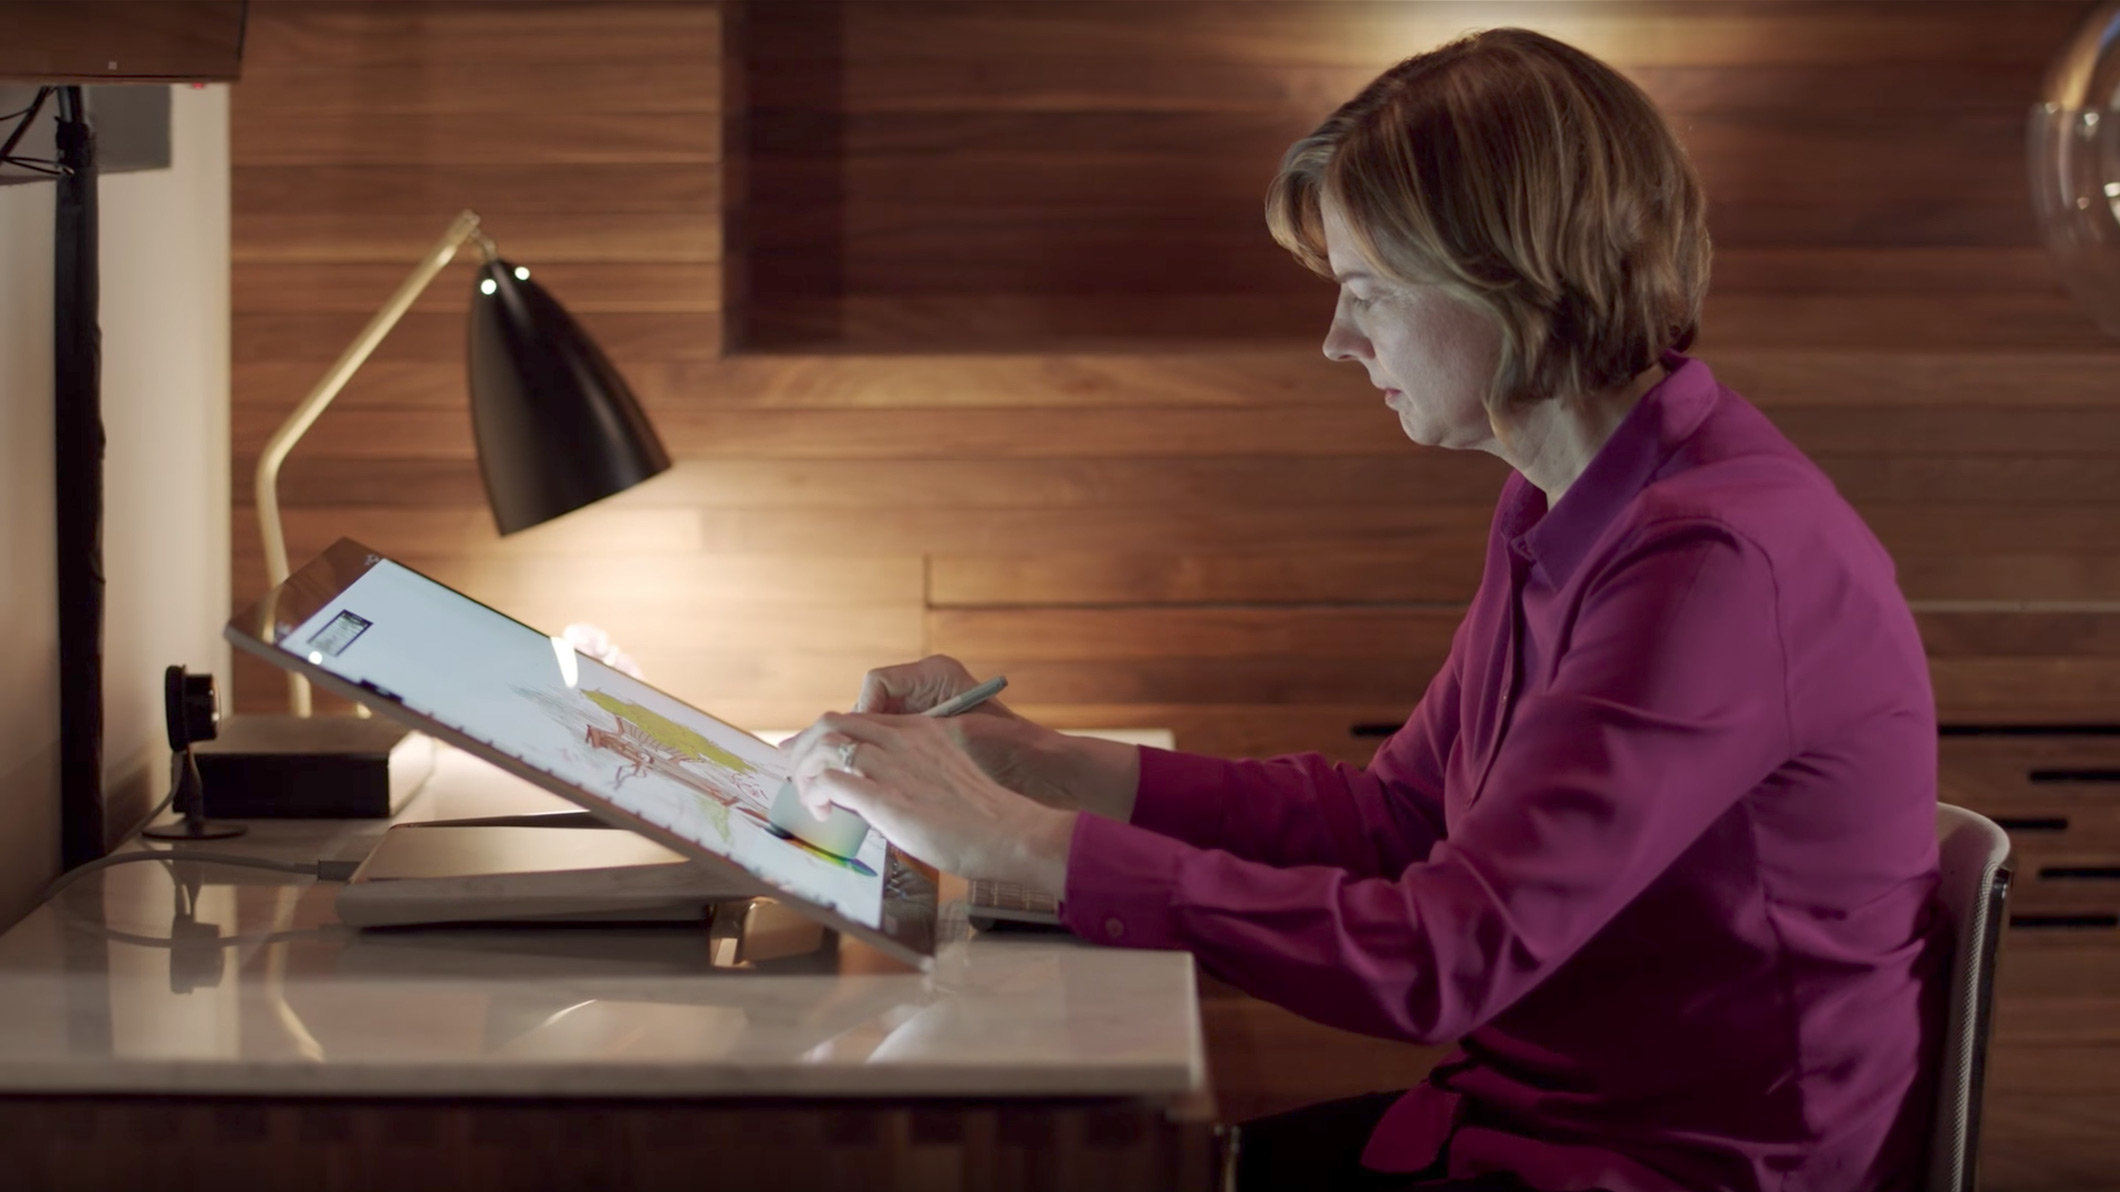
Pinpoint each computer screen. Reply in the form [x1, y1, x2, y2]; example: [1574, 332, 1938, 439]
[227, 540, 936, 965]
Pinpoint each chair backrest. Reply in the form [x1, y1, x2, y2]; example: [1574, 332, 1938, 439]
[1928, 803, 2013, 1192]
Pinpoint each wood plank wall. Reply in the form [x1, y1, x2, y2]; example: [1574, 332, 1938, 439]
[234, 0, 2120, 749]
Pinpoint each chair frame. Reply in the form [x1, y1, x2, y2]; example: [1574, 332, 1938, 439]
[1930, 803, 2014, 1192]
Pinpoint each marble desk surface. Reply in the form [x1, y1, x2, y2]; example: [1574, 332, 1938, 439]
[0, 743, 1202, 1101]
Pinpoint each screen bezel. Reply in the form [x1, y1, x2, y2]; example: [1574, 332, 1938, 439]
[226, 538, 938, 970]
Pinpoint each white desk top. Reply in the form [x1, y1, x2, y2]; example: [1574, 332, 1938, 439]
[0, 745, 1203, 1101]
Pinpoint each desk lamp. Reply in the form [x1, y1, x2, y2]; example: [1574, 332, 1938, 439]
[193, 210, 670, 824]
[256, 208, 671, 715]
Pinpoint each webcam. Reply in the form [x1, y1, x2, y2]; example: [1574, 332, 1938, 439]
[164, 665, 217, 752]
[142, 665, 245, 842]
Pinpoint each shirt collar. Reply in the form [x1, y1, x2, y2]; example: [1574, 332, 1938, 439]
[1503, 352, 1722, 585]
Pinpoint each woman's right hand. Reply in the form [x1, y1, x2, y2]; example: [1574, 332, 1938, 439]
[851, 655, 1140, 822]
[854, 654, 1017, 719]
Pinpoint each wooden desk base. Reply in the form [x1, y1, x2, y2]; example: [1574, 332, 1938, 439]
[0, 1094, 1220, 1192]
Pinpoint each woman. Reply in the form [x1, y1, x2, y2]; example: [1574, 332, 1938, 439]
[782, 28, 1944, 1192]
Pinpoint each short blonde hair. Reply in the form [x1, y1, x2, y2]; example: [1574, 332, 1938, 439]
[1267, 28, 1710, 407]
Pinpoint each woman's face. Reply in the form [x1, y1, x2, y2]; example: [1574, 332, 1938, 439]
[1319, 197, 1503, 452]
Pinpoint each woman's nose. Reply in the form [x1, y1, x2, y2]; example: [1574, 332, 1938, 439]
[1322, 316, 1366, 364]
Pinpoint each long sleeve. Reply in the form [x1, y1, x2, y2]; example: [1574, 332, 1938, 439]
[1123, 640, 1461, 876]
[1060, 520, 1793, 1044]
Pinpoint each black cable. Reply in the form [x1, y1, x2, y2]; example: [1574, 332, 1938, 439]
[0, 86, 50, 166]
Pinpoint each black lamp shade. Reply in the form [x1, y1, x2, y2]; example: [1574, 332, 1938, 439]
[467, 258, 671, 535]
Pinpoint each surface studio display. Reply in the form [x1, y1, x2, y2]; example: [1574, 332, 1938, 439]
[226, 539, 938, 967]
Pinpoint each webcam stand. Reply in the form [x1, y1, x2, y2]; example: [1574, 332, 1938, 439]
[142, 744, 246, 841]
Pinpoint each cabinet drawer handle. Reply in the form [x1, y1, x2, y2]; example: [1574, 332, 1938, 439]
[2011, 913, 2120, 929]
[1993, 817, 2070, 832]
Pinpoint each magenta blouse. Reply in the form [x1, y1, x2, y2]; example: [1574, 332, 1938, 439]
[1059, 355, 1947, 1192]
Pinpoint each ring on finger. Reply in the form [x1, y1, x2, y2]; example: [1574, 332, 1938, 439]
[834, 739, 860, 775]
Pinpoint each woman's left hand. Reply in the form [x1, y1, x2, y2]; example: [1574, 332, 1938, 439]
[783, 712, 1077, 891]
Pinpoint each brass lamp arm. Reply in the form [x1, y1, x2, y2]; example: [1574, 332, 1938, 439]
[255, 208, 494, 715]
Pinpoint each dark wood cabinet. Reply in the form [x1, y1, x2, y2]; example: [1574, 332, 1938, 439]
[1942, 729, 2120, 931]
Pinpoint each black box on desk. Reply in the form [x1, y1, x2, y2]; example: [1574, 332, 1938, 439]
[197, 715, 434, 818]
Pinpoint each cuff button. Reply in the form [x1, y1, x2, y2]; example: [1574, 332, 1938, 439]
[1103, 917, 1125, 940]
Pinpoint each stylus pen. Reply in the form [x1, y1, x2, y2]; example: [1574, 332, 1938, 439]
[923, 674, 1008, 719]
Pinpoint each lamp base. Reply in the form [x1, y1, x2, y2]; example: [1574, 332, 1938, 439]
[196, 715, 434, 818]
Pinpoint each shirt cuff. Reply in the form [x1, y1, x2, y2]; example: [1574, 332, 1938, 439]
[1059, 810, 1193, 951]
[1128, 746, 1239, 848]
